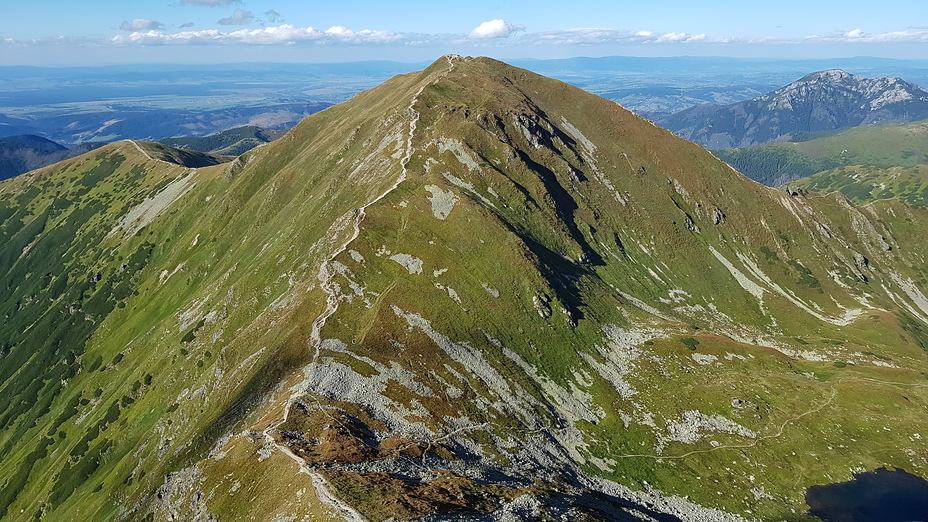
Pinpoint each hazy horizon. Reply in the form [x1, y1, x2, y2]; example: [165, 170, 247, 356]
[3, 0, 927, 66]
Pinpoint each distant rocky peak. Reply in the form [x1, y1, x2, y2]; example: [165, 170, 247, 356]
[783, 69, 927, 102]
[800, 68, 855, 82]
[765, 70, 928, 116]
[657, 68, 928, 148]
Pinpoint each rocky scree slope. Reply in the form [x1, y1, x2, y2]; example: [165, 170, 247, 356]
[658, 69, 928, 148]
[2, 56, 928, 521]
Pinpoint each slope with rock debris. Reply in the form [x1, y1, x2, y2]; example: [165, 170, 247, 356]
[2, 56, 928, 521]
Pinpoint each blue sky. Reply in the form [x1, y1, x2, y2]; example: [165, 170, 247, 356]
[2, 0, 927, 65]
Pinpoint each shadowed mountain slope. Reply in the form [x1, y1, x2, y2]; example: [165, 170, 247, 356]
[658, 69, 928, 148]
[0, 134, 105, 181]
[132, 140, 231, 168]
[159, 125, 286, 156]
[2, 56, 928, 521]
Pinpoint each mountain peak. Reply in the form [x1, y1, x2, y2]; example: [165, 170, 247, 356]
[800, 68, 855, 82]
[6, 56, 928, 522]
[659, 68, 928, 148]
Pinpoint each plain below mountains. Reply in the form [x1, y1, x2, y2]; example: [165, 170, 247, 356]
[657, 69, 928, 148]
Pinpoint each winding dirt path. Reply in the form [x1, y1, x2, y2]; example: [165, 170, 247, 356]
[258, 55, 463, 520]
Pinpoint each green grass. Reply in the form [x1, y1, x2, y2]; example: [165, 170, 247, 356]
[714, 118, 928, 186]
[2, 56, 928, 521]
[790, 164, 928, 207]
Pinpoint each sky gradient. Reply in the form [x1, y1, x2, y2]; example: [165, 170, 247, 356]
[2, 0, 927, 65]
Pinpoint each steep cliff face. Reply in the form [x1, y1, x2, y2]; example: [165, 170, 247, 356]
[2, 56, 928, 521]
[659, 69, 928, 148]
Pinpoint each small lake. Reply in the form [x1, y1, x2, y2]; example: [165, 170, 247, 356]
[806, 467, 928, 522]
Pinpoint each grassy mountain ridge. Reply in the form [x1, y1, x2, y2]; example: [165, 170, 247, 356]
[0, 61, 459, 522]
[2, 56, 928, 521]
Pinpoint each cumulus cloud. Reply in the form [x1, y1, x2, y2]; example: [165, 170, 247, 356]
[523, 26, 928, 46]
[111, 24, 406, 45]
[218, 9, 254, 26]
[181, 0, 240, 5]
[119, 19, 164, 32]
[265, 10, 283, 24]
[529, 27, 719, 45]
[95, 22, 928, 50]
[802, 27, 928, 43]
[656, 32, 707, 42]
[468, 19, 525, 40]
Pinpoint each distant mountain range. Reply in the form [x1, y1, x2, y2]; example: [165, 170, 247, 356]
[0, 103, 330, 146]
[658, 70, 928, 148]
[0, 135, 103, 181]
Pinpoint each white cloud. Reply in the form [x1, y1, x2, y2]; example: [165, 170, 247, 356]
[218, 9, 254, 26]
[468, 19, 525, 40]
[105, 23, 928, 48]
[656, 32, 707, 43]
[119, 19, 164, 32]
[529, 28, 724, 45]
[26, 22, 928, 53]
[111, 24, 406, 45]
[803, 27, 928, 43]
[181, 0, 239, 5]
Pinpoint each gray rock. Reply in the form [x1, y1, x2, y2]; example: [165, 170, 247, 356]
[533, 294, 552, 319]
[854, 252, 869, 269]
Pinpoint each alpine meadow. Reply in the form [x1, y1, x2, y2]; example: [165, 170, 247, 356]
[2, 55, 928, 521]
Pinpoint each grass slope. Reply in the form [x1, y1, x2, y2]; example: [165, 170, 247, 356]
[2, 56, 928, 521]
[714, 119, 928, 186]
[788, 164, 928, 207]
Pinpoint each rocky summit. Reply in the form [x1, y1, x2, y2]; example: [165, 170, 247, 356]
[2, 55, 928, 521]
[658, 69, 928, 148]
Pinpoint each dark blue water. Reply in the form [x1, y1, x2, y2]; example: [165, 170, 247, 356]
[806, 467, 928, 522]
